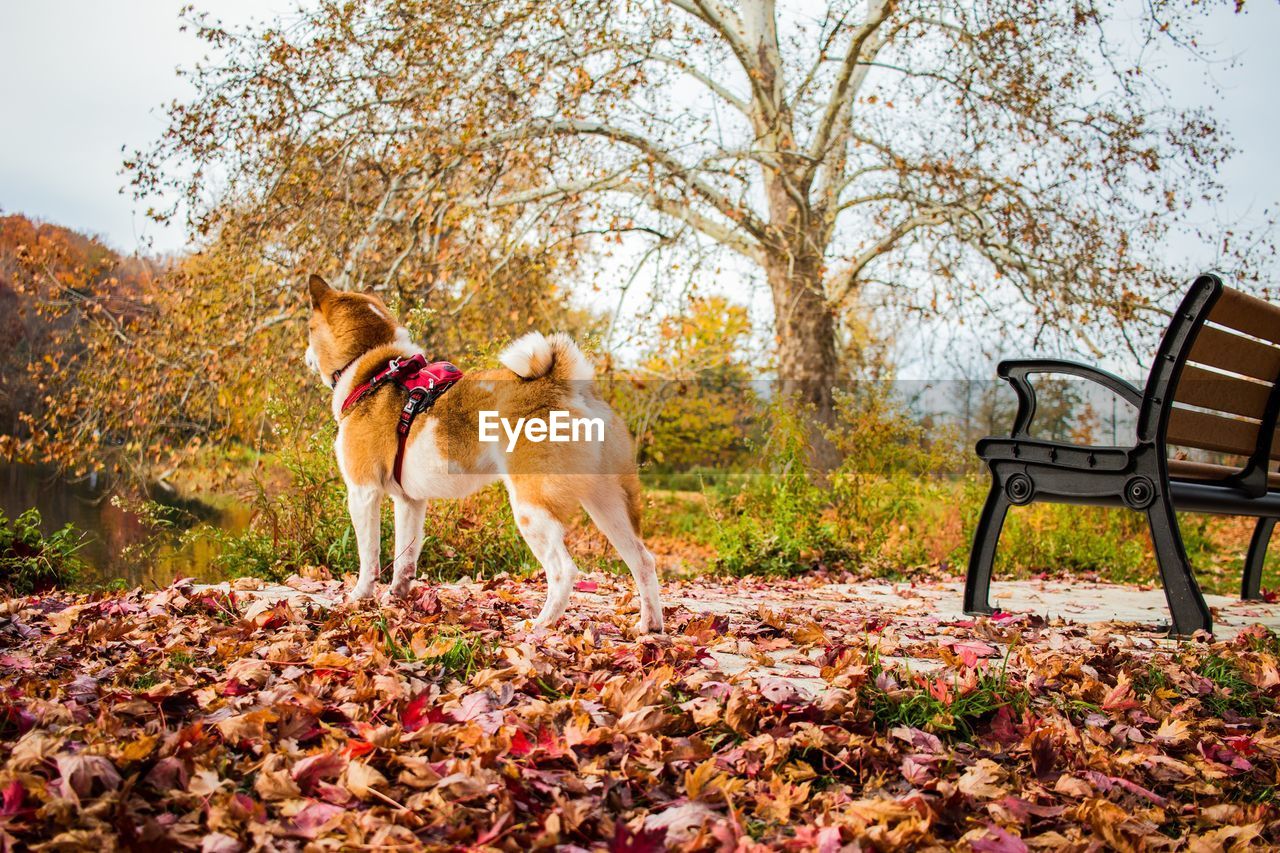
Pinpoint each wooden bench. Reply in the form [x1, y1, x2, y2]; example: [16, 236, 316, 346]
[966, 274, 1280, 636]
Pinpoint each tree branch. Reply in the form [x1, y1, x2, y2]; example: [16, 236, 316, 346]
[667, 0, 776, 123]
[644, 53, 749, 115]
[805, 0, 897, 173]
[491, 119, 769, 239]
[827, 210, 943, 305]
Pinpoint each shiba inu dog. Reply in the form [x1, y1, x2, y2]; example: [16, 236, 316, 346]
[303, 274, 664, 633]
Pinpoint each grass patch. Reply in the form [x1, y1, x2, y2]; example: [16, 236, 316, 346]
[861, 651, 1027, 739]
[375, 618, 490, 681]
[1196, 653, 1271, 718]
[708, 402, 845, 578]
[131, 671, 160, 691]
[1131, 662, 1171, 698]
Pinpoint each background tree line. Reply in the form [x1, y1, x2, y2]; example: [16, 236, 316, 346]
[2, 0, 1274, 486]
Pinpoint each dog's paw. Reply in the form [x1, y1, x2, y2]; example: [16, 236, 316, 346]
[347, 583, 376, 604]
[633, 614, 665, 636]
[381, 583, 411, 605]
[513, 617, 552, 639]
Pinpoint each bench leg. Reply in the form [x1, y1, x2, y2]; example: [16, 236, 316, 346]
[965, 480, 1010, 616]
[1242, 517, 1276, 601]
[1146, 497, 1212, 637]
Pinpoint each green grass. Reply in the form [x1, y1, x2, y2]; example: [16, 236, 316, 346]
[131, 671, 160, 691]
[865, 674, 1026, 739]
[1131, 662, 1171, 698]
[859, 650, 1028, 740]
[860, 640, 1029, 732]
[1196, 653, 1270, 718]
[375, 618, 490, 681]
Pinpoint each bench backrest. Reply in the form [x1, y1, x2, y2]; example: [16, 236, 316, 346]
[1146, 276, 1280, 471]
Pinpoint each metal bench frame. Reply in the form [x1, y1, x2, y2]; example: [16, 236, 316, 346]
[965, 274, 1280, 636]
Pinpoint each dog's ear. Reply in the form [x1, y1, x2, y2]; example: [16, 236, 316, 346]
[307, 274, 333, 309]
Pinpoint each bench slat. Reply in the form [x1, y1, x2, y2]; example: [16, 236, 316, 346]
[1187, 325, 1280, 382]
[1210, 286, 1280, 345]
[1174, 365, 1273, 419]
[1167, 407, 1262, 457]
[1167, 458, 1280, 488]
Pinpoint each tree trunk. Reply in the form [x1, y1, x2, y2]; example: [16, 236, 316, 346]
[765, 249, 841, 471]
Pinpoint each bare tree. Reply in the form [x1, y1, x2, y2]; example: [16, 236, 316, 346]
[135, 0, 1265, 464]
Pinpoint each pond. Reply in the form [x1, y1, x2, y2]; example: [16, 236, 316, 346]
[0, 463, 251, 588]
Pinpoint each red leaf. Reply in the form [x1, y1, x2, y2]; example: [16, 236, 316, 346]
[610, 822, 667, 853]
[401, 693, 445, 732]
[1101, 681, 1141, 712]
[944, 639, 998, 668]
[345, 740, 376, 759]
[508, 729, 534, 757]
[575, 580, 599, 592]
[221, 678, 253, 697]
[970, 824, 1028, 853]
[0, 781, 23, 817]
[291, 753, 347, 793]
[475, 813, 510, 846]
[290, 801, 345, 839]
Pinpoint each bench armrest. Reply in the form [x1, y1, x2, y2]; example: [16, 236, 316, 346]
[997, 359, 1143, 439]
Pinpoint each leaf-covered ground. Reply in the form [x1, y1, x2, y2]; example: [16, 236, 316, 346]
[1, 573, 1279, 851]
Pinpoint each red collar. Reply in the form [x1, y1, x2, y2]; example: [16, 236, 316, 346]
[331, 357, 359, 387]
[339, 353, 463, 414]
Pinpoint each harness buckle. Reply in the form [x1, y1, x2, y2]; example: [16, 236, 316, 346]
[397, 387, 429, 436]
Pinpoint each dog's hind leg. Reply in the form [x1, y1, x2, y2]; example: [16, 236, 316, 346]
[582, 476, 663, 634]
[386, 496, 428, 600]
[507, 492, 578, 629]
[347, 484, 383, 602]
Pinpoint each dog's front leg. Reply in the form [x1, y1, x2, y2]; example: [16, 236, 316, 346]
[386, 496, 428, 600]
[347, 484, 382, 602]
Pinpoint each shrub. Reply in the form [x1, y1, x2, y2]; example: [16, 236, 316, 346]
[0, 508, 85, 594]
[696, 383, 1251, 588]
[709, 401, 844, 577]
[706, 388, 974, 578]
[202, 422, 358, 581]
[412, 483, 531, 582]
[203, 410, 531, 583]
[828, 384, 970, 567]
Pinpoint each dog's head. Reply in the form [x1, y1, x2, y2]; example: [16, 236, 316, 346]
[304, 274, 401, 387]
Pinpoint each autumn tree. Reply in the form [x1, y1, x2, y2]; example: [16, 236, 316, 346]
[0, 209, 597, 483]
[0, 216, 163, 474]
[135, 0, 1264, 467]
[610, 295, 760, 471]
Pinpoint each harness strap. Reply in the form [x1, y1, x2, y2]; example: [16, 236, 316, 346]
[339, 353, 462, 486]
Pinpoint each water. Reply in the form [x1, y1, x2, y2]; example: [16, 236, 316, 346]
[0, 463, 251, 588]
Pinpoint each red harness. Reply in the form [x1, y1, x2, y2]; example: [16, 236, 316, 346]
[339, 353, 463, 486]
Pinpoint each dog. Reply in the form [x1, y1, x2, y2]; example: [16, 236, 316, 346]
[303, 274, 664, 633]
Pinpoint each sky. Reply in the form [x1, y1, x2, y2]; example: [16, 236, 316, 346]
[0, 1, 290, 253]
[1, 1, 1277, 265]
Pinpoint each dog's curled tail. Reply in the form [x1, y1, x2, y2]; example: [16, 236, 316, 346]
[499, 332, 595, 383]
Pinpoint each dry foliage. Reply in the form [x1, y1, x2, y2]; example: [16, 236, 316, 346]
[1, 574, 1279, 849]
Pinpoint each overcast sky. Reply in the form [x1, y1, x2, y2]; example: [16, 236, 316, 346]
[1, 1, 1277, 261]
[0, 1, 288, 253]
